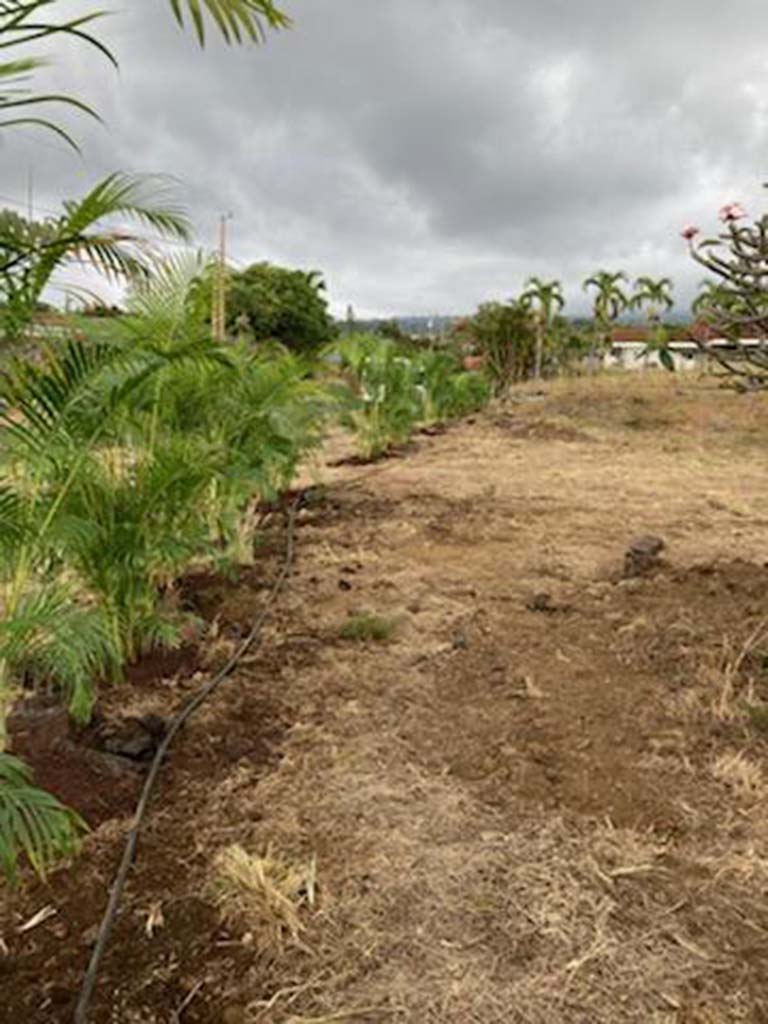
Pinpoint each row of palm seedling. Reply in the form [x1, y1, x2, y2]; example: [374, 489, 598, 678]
[0, 255, 334, 883]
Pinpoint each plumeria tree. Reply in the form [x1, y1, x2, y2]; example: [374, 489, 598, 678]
[583, 270, 629, 372]
[682, 197, 768, 389]
[520, 276, 565, 379]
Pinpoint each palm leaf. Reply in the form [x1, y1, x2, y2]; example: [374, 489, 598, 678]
[0, 1, 113, 148]
[168, 0, 291, 44]
[0, 751, 86, 885]
[0, 584, 116, 720]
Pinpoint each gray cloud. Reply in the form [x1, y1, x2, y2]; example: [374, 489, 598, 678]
[3, 0, 768, 315]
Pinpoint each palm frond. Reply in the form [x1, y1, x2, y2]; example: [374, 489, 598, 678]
[0, 584, 117, 720]
[0, 751, 86, 885]
[168, 0, 291, 45]
[123, 251, 215, 350]
[0, 339, 123, 454]
[0, 0, 113, 148]
[0, 484, 27, 556]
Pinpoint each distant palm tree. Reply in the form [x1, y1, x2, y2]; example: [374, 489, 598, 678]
[630, 275, 674, 323]
[520, 276, 565, 379]
[629, 276, 675, 371]
[583, 270, 629, 372]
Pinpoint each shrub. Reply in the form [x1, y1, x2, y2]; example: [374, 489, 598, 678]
[459, 301, 537, 393]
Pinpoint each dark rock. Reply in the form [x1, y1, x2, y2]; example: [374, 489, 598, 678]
[526, 592, 555, 613]
[137, 714, 168, 740]
[97, 716, 166, 762]
[624, 535, 666, 578]
[452, 631, 468, 650]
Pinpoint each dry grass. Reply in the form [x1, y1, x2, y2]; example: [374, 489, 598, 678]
[225, 740, 760, 1023]
[212, 844, 317, 956]
[711, 750, 766, 800]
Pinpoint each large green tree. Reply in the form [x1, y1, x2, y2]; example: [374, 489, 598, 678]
[223, 262, 337, 352]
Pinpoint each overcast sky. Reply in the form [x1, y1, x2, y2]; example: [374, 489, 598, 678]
[3, 0, 768, 317]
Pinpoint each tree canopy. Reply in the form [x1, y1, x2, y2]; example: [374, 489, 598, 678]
[223, 262, 337, 352]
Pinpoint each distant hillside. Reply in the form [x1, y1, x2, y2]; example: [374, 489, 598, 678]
[342, 315, 460, 337]
[342, 311, 691, 337]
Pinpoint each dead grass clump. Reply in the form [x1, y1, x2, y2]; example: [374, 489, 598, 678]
[711, 750, 766, 800]
[211, 845, 316, 955]
[711, 618, 768, 720]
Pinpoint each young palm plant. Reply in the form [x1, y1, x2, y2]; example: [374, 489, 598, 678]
[0, 340, 153, 885]
[118, 254, 333, 562]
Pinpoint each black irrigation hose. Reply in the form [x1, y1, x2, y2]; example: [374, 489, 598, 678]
[73, 501, 300, 1024]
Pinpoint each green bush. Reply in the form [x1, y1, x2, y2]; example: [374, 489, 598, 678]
[195, 261, 337, 353]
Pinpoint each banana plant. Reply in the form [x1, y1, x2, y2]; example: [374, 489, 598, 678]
[416, 349, 490, 422]
[330, 335, 425, 458]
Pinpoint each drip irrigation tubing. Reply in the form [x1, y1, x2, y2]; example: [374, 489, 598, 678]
[73, 500, 300, 1024]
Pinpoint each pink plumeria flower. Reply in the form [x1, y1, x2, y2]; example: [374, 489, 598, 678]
[681, 225, 699, 241]
[719, 202, 747, 223]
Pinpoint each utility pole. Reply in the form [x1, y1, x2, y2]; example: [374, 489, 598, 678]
[213, 212, 232, 342]
[26, 166, 34, 222]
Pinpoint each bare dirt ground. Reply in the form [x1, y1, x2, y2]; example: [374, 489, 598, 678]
[3, 372, 768, 1024]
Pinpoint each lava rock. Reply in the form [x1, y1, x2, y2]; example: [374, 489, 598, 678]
[624, 535, 665, 578]
[98, 715, 167, 762]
